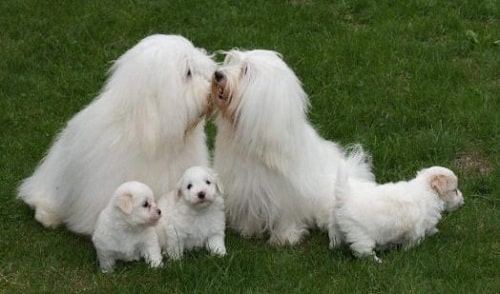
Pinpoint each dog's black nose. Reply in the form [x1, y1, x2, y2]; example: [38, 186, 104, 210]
[198, 191, 206, 199]
[214, 71, 224, 82]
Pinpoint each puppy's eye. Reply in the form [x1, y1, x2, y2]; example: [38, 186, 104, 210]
[206, 180, 211, 185]
[241, 66, 248, 76]
[187, 183, 192, 190]
[187, 69, 192, 77]
[142, 201, 149, 208]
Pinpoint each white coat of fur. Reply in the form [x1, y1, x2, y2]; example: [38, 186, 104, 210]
[211, 50, 374, 245]
[92, 181, 163, 272]
[156, 166, 226, 259]
[18, 35, 216, 235]
[330, 165, 464, 262]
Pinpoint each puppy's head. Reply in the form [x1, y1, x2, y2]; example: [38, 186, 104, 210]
[176, 166, 223, 209]
[113, 181, 161, 226]
[417, 166, 465, 211]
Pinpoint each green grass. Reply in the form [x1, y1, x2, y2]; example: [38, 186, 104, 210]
[1, 0, 499, 292]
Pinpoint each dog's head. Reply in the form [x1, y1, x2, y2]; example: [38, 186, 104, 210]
[113, 181, 161, 226]
[109, 35, 216, 154]
[176, 166, 223, 209]
[417, 166, 464, 211]
[210, 50, 308, 125]
[209, 50, 310, 168]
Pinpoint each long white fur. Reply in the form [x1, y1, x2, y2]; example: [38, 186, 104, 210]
[18, 34, 216, 235]
[212, 50, 374, 245]
[330, 165, 464, 262]
[156, 166, 226, 259]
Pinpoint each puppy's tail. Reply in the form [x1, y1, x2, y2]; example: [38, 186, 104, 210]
[344, 144, 375, 182]
[334, 161, 351, 207]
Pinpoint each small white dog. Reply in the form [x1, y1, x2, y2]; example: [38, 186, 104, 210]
[330, 165, 465, 262]
[156, 166, 226, 259]
[92, 181, 163, 272]
[18, 35, 215, 235]
[210, 49, 374, 245]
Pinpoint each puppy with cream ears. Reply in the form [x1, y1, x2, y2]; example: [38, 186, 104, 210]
[156, 166, 226, 259]
[329, 165, 464, 262]
[92, 181, 163, 272]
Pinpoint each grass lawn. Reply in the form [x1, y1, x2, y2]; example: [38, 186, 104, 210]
[1, 0, 498, 292]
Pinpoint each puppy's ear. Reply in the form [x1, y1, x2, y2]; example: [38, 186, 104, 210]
[117, 192, 134, 214]
[214, 174, 224, 195]
[175, 177, 183, 200]
[430, 175, 447, 196]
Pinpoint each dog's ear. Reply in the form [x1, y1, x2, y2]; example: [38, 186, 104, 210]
[117, 192, 134, 214]
[214, 174, 224, 195]
[175, 177, 183, 200]
[430, 175, 448, 196]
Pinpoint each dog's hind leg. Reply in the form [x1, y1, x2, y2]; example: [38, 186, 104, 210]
[268, 221, 309, 245]
[349, 237, 381, 263]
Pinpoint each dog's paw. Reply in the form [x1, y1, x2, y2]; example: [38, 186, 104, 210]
[269, 226, 308, 246]
[211, 246, 227, 257]
[149, 259, 163, 268]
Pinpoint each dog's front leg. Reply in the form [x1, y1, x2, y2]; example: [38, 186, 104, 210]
[96, 250, 116, 273]
[206, 234, 227, 256]
[144, 234, 163, 268]
[166, 236, 184, 260]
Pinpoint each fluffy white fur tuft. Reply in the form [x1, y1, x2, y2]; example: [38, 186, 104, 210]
[330, 166, 464, 262]
[210, 49, 374, 245]
[18, 34, 216, 234]
[156, 166, 226, 259]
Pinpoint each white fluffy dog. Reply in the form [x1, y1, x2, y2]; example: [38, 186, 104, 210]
[18, 34, 216, 235]
[156, 166, 226, 259]
[210, 49, 374, 245]
[92, 181, 163, 272]
[330, 165, 465, 262]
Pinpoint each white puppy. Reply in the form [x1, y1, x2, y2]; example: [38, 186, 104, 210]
[210, 50, 374, 245]
[156, 166, 226, 259]
[18, 35, 215, 235]
[92, 181, 162, 272]
[330, 165, 465, 262]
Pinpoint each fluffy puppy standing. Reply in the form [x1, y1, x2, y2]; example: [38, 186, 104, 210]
[18, 35, 216, 235]
[92, 181, 162, 272]
[156, 166, 226, 259]
[330, 165, 464, 262]
[210, 50, 374, 245]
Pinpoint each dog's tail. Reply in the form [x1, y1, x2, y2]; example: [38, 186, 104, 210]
[334, 160, 351, 207]
[344, 144, 375, 182]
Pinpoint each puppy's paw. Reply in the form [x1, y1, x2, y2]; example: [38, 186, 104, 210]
[211, 246, 227, 257]
[149, 259, 163, 269]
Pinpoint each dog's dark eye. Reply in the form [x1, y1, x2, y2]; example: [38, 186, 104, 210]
[206, 180, 211, 185]
[242, 66, 248, 76]
[187, 69, 192, 77]
[187, 183, 192, 190]
[142, 201, 149, 208]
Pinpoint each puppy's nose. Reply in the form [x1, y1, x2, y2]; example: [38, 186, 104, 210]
[214, 71, 224, 82]
[197, 191, 206, 199]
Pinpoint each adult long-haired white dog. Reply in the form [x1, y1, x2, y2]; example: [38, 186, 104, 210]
[210, 49, 374, 245]
[92, 181, 162, 272]
[330, 165, 464, 262]
[156, 166, 226, 259]
[18, 34, 216, 235]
